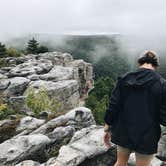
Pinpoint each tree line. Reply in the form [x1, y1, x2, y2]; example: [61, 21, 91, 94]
[0, 38, 49, 58]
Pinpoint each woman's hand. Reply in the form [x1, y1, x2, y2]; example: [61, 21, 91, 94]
[103, 131, 112, 148]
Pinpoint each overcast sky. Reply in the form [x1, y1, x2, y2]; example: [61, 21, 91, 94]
[0, 0, 166, 40]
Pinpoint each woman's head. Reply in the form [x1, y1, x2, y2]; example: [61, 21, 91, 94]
[137, 50, 159, 68]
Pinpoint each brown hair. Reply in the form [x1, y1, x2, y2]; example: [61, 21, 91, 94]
[137, 51, 159, 67]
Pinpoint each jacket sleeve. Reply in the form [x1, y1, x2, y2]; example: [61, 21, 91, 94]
[160, 82, 166, 126]
[104, 77, 122, 126]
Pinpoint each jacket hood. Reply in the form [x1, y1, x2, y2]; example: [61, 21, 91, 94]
[121, 68, 160, 88]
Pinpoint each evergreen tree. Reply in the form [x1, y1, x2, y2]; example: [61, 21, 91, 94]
[0, 42, 6, 57]
[37, 45, 49, 53]
[26, 38, 39, 54]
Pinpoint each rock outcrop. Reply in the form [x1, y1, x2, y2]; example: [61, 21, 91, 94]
[0, 52, 93, 112]
[0, 107, 96, 165]
[46, 125, 116, 166]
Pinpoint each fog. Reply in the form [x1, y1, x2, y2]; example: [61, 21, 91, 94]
[1, 0, 166, 57]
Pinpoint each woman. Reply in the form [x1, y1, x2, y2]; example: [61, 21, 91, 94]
[103, 51, 166, 166]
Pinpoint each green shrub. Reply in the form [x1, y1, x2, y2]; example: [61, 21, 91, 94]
[0, 93, 19, 120]
[0, 58, 9, 67]
[37, 45, 49, 53]
[6, 47, 21, 57]
[25, 86, 61, 116]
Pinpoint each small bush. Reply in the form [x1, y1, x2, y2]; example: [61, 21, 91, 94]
[25, 86, 61, 116]
[6, 47, 21, 57]
[0, 58, 9, 67]
[0, 93, 19, 120]
[0, 103, 19, 120]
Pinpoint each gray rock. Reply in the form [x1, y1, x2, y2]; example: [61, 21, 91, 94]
[0, 73, 7, 79]
[157, 135, 166, 161]
[41, 157, 57, 166]
[4, 77, 30, 96]
[26, 80, 80, 110]
[31, 107, 95, 135]
[48, 125, 111, 166]
[68, 60, 94, 96]
[127, 153, 135, 166]
[151, 157, 163, 166]
[37, 52, 73, 66]
[31, 114, 68, 135]
[68, 59, 93, 81]
[39, 66, 76, 82]
[0, 79, 10, 90]
[65, 107, 96, 130]
[8, 96, 27, 112]
[8, 59, 53, 77]
[128, 153, 164, 166]
[27, 74, 40, 81]
[0, 134, 51, 165]
[15, 160, 40, 166]
[16, 116, 45, 132]
[1, 67, 12, 72]
[38, 111, 52, 119]
[47, 126, 75, 141]
[0, 52, 94, 114]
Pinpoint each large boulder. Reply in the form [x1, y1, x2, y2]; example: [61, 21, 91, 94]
[68, 60, 93, 81]
[31, 107, 96, 135]
[68, 60, 93, 96]
[47, 125, 113, 166]
[7, 59, 53, 77]
[39, 66, 77, 82]
[0, 52, 94, 113]
[0, 79, 10, 90]
[156, 135, 166, 161]
[36, 52, 73, 66]
[4, 77, 30, 96]
[0, 134, 51, 165]
[47, 126, 75, 141]
[127, 153, 165, 166]
[26, 80, 80, 111]
[0, 73, 7, 79]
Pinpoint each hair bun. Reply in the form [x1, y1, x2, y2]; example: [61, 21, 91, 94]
[138, 50, 159, 67]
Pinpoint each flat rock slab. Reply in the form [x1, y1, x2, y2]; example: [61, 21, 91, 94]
[39, 66, 76, 82]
